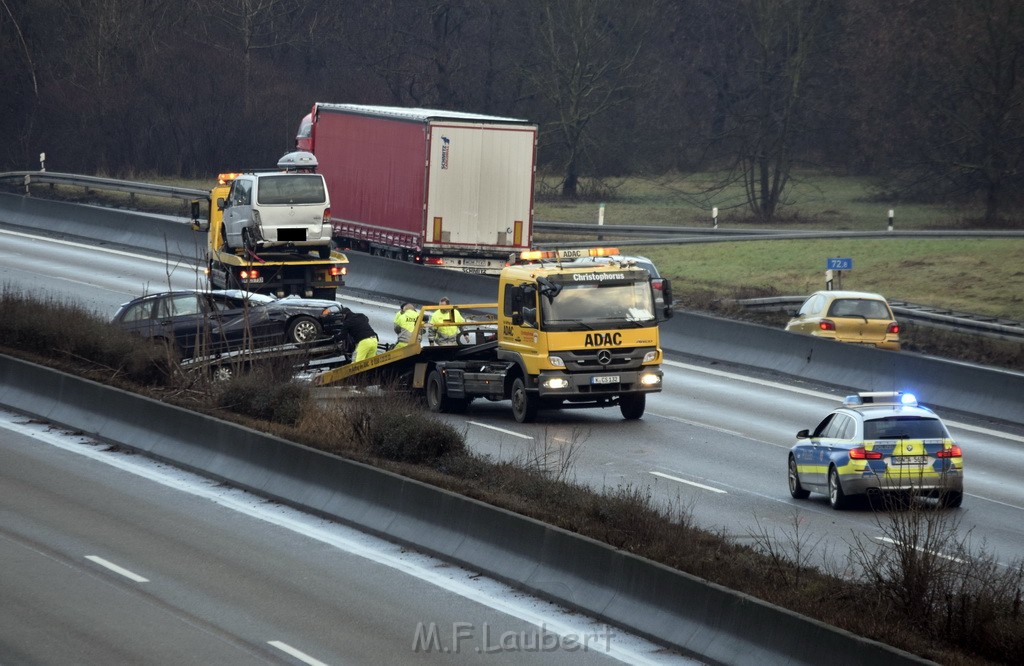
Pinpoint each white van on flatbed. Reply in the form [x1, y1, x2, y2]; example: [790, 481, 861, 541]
[220, 152, 333, 259]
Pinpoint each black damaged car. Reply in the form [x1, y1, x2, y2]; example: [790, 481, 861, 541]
[111, 289, 345, 359]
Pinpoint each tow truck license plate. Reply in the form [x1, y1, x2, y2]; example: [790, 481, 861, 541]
[592, 375, 619, 385]
[891, 455, 927, 465]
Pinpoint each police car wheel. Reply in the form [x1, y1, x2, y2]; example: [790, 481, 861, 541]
[788, 455, 810, 499]
[828, 466, 851, 510]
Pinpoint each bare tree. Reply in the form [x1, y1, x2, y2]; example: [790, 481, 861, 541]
[846, 0, 1024, 225]
[523, 0, 660, 198]
[714, 0, 835, 223]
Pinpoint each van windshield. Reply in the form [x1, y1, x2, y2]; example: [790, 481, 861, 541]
[257, 175, 326, 205]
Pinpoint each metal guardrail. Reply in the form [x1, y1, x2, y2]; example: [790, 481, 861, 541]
[0, 170, 206, 201]
[736, 296, 1024, 341]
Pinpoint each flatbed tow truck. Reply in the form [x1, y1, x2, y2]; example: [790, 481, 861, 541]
[313, 247, 673, 422]
[190, 173, 349, 300]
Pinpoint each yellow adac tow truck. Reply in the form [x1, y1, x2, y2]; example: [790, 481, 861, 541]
[314, 247, 673, 422]
[190, 173, 349, 300]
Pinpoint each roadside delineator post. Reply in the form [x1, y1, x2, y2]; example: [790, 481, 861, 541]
[712, 206, 719, 230]
[888, 208, 894, 232]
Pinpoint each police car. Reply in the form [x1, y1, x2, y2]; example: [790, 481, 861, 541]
[788, 392, 963, 509]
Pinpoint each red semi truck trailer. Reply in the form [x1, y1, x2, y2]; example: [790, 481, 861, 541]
[296, 103, 537, 274]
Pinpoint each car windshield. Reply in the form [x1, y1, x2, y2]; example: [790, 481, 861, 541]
[864, 416, 948, 440]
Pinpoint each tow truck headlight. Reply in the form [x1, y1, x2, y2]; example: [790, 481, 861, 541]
[639, 373, 661, 387]
[643, 350, 657, 363]
[548, 356, 565, 368]
[544, 377, 570, 390]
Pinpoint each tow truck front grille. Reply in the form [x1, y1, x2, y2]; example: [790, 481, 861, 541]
[560, 347, 645, 372]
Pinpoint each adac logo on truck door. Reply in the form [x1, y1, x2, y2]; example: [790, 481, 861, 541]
[585, 332, 622, 347]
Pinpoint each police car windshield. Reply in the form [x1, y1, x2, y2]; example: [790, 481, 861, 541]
[542, 281, 654, 324]
[864, 416, 948, 440]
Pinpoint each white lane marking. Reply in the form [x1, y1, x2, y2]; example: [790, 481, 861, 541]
[4, 414, 680, 665]
[663, 358, 1024, 444]
[0, 227, 199, 266]
[468, 421, 534, 440]
[873, 537, 967, 564]
[85, 555, 150, 582]
[649, 412, 783, 448]
[267, 641, 330, 666]
[649, 472, 727, 494]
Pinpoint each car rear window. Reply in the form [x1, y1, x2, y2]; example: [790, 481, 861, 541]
[864, 416, 948, 440]
[828, 299, 891, 319]
[257, 175, 326, 205]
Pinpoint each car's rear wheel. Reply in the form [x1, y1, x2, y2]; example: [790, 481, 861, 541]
[788, 455, 810, 499]
[828, 466, 852, 510]
[939, 489, 963, 509]
[287, 316, 321, 344]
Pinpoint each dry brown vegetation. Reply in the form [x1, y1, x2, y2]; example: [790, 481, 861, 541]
[2, 290, 1022, 664]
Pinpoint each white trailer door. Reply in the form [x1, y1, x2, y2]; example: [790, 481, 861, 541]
[426, 122, 534, 250]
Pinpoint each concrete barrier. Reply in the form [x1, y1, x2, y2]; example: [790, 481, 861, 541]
[0, 354, 930, 665]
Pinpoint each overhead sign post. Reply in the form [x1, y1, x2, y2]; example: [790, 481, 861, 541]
[826, 257, 853, 290]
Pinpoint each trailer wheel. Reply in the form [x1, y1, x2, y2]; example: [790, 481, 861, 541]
[619, 393, 646, 420]
[287, 316, 322, 344]
[511, 377, 538, 423]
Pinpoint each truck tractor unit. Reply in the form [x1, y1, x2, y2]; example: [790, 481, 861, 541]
[297, 103, 537, 275]
[190, 159, 348, 300]
[313, 247, 673, 422]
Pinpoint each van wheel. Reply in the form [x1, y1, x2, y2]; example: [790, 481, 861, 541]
[318, 245, 332, 260]
[287, 316, 321, 344]
[619, 393, 646, 420]
[511, 377, 538, 423]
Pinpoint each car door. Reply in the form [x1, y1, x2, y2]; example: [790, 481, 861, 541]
[787, 293, 825, 334]
[205, 293, 279, 351]
[795, 413, 836, 489]
[221, 177, 254, 249]
[151, 293, 209, 357]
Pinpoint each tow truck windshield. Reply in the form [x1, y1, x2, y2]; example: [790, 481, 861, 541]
[541, 280, 655, 326]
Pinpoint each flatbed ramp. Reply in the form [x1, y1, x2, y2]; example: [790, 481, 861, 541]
[313, 304, 499, 387]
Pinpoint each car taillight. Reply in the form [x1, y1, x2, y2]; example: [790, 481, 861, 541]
[849, 446, 883, 460]
[936, 445, 962, 458]
[652, 278, 664, 291]
[240, 269, 259, 280]
[819, 319, 836, 331]
[887, 322, 900, 334]
[322, 207, 331, 224]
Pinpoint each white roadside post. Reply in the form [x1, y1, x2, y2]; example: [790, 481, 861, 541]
[712, 206, 719, 230]
[888, 208, 894, 232]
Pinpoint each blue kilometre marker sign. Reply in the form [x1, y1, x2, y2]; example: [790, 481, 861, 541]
[826, 257, 853, 270]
